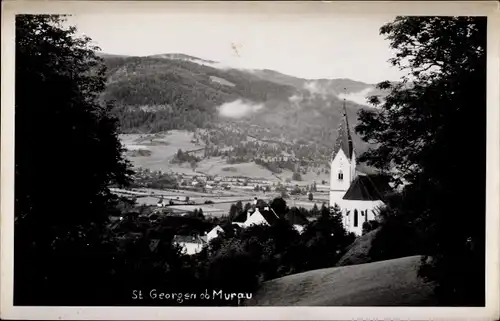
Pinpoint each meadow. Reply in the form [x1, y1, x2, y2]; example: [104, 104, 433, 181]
[120, 130, 331, 185]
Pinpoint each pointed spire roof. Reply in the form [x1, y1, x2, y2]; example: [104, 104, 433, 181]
[332, 89, 354, 160]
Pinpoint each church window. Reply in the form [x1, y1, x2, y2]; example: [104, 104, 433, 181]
[354, 209, 358, 227]
[365, 211, 368, 222]
[338, 170, 344, 181]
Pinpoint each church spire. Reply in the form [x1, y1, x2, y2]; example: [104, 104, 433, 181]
[331, 88, 354, 160]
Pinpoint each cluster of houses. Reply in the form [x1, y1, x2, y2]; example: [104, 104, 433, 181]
[172, 198, 309, 255]
[178, 174, 274, 192]
[259, 151, 297, 163]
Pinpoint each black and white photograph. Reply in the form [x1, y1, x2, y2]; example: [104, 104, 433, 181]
[1, 1, 499, 320]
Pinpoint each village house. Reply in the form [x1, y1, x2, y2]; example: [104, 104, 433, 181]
[248, 178, 271, 185]
[232, 206, 280, 228]
[230, 198, 308, 233]
[172, 235, 207, 255]
[206, 225, 224, 242]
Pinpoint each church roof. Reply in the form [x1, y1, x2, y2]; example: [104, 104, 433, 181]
[331, 98, 354, 160]
[342, 174, 392, 201]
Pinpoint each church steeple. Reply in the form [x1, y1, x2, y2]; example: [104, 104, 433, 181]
[332, 88, 354, 160]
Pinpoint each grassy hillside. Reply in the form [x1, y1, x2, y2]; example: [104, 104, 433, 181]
[335, 228, 380, 267]
[245, 255, 436, 306]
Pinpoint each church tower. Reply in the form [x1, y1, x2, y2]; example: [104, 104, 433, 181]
[329, 90, 357, 207]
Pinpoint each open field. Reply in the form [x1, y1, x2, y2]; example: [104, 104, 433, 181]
[245, 255, 436, 306]
[287, 200, 329, 209]
[114, 185, 329, 216]
[120, 130, 203, 173]
[123, 187, 263, 216]
[120, 130, 331, 185]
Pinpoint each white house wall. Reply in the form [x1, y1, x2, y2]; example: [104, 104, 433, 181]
[178, 242, 204, 255]
[293, 224, 305, 234]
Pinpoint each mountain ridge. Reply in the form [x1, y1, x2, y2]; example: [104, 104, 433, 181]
[97, 51, 384, 91]
[99, 51, 389, 165]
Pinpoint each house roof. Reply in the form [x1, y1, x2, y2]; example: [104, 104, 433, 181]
[234, 203, 282, 227]
[173, 235, 206, 245]
[257, 207, 280, 226]
[210, 225, 224, 233]
[331, 101, 354, 161]
[342, 174, 392, 201]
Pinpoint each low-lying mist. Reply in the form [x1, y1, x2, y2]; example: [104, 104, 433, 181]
[217, 99, 264, 119]
[338, 88, 375, 106]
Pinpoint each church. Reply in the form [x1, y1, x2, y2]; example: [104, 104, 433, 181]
[329, 97, 392, 236]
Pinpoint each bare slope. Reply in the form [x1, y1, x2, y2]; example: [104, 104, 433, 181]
[245, 255, 436, 306]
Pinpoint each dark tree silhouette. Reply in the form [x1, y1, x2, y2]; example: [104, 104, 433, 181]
[14, 14, 132, 305]
[270, 197, 288, 217]
[356, 16, 486, 306]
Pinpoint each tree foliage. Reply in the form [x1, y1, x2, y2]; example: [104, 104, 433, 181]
[356, 16, 486, 306]
[14, 14, 133, 304]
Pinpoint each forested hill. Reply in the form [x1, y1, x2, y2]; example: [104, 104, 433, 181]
[100, 53, 387, 153]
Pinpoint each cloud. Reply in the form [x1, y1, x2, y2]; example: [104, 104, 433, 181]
[185, 58, 233, 70]
[288, 94, 303, 103]
[303, 81, 332, 101]
[337, 87, 374, 106]
[217, 99, 264, 119]
[164, 55, 256, 72]
[304, 81, 326, 96]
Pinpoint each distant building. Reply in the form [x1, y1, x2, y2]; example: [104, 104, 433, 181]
[248, 178, 271, 185]
[231, 199, 281, 229]
[329, 96, 392, 236]
[243, 206, 280, 227]
[206, 225, 224, 242]
[172, 235, 207, 255]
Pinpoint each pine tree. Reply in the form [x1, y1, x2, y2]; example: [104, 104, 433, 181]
[228, 204, 238, 221]
[310, 203, 320, 217]
[235, 200, 243, 215]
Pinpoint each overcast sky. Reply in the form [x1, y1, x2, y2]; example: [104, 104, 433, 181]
[67, 13, 406, 84]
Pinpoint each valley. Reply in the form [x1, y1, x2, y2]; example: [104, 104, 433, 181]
[110, 53, 387, 219]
